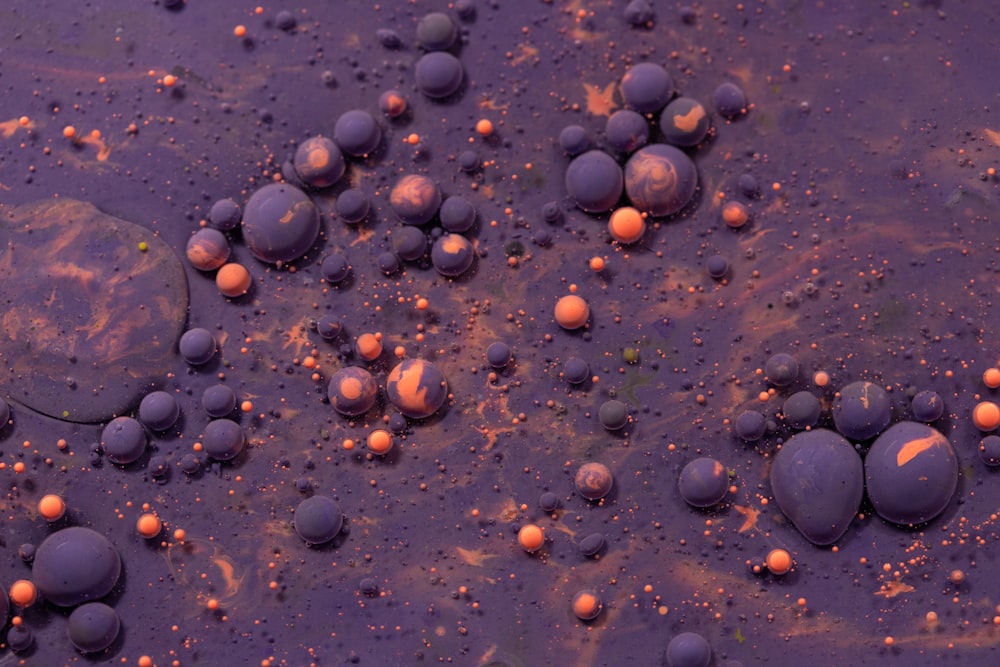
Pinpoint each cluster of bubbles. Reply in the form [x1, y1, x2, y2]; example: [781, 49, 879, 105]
[722, 353, 960, 546]
[562, 61, 748, 221]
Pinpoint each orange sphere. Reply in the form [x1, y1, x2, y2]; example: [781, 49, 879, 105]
[608, 206, 645, 244]
[766, 548, 793, 575]
[554, 295, 589, 330]
[476, 119, 494, 136]
[367, 429, 393, 455]
[984, 368, 1000, 389]
[517, 524, 545, 552]
[9, 580, 37, 607]
[136, 513, 163, 539]
[973, 401, 1000, 431]
[356, 333, 383, 361]
[571, 589, 603, 620]
[722, 200, 750, 228]
[38, 494, 66, 521]
[216, 262, 251, 297]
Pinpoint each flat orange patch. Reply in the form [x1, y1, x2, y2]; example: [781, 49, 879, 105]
[583, 82, 618, 117]
[673, 105, 706, 133]
[874, 579, 914, 598]
[733, 504, 760, 533]
[456, 547, 498, 567]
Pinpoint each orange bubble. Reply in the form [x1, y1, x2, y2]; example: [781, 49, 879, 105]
[137, 513, 163, 539]
[38, 493, 66, 521]
[9, 580, 37, 607]
[571, 589, 603, 620]
[608, 207, 645, 244]
[973, 401, 1000, 431]
[722, 200, 750, 228]
[554, 294, 589, 330]
[813, 370, 830, 387]
[234, 25, 247, 37]
[766, 548, 793, 575]
[216, 263, 251, 297]
[356, 333, 383, 361]
[517, 524, 544, 552]
[63, 125, 77, 139]
[984, 368, 1000, 389]
[476, 119, 494, 136]
[163, 74, 177, 87]
[589, 256, 606, 271]
[367, 429, 393, 456]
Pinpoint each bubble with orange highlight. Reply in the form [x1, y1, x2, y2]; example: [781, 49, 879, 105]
[385, 359, 448, 419]
[328, 366, 378, 416]
[571, 589, 603, 620]
[575, 462, 613, 500]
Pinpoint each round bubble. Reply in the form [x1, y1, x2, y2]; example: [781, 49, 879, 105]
[328, 367, 378, 416]
[377, 251, 400, 275]
[179, 327, 216, 365]
[33, 527, 121, 607]
[293, 136, 345, 188]
[678, 457, 729, 507]
[734, 410, 767, 441]
[439, 196, 477, 232]
[714, 82, 747, 118]
[203, 418, 245, 461]
[392, 226, 428, 261]
[416, 12, 457, 51]
[486, 342, 511, 368]
[68, 602, 120, 653]
[138, 391, 180, 431]
[911, 390, 944, 422]
[980, 435, 1000, 467]
[764, 352, 799, 387]
[539, 491, 559, 512]
[660, 97, 710, 147]
[431, 233, 475, 277]
[294, 495, 344, 545]
[316, 315, 342, 340]
[185, 228, 230, 271]
[386, 359, 448, 419]
[579, 533, 606, 557]
[739, 173, 759, 197]
[624, 0, 655, 26]
[335, 189, 369, 224]
[599, 399, 629, 430]
[620, 62, 674, 114]
[333, 110, 381, 156]
[769, 429, 863, 545]
[202, 384, 237, 418]
[782, 391, 821, 430]
[865, 421, 957, 525]
[208, 198, 241, 231]
[559, 125, 590, 156]
[833, 381, 892, 441]
[666, 632, 712, 667]
[575, 462, 613, 500]
[390, 174, 441, 225]
[605, 109, 649, 155]
[415, 51, 464, 99]
[242, 183, 320, 263]
[624, 144, 698, 217]
[706, 254, 728, 279]
[7, 624, 32, 653]
[321, 253, 351, 283]
[565, 150, 624, 213]
[102, 416, 147, 464]
[563, 357, 590, 384]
